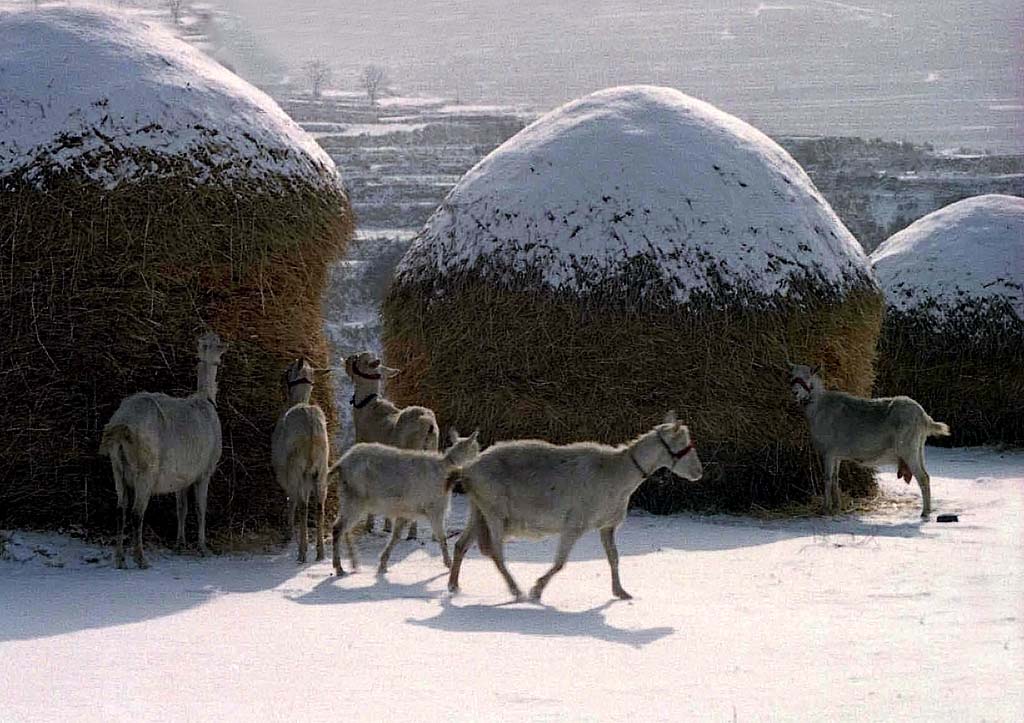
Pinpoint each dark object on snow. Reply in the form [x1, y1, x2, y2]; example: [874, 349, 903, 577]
[936, 514, 959, 523]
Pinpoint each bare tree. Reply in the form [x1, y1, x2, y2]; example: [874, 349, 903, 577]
[166, 0, 185, 25]
[302, 59, 332, 100]
[361, 65, 389, 107]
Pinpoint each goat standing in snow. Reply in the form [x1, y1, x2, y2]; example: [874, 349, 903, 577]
[788, 363, 950, 517]
[446, 412, 702, 602]
[99, 332, 228, 569]
[344, 350, 440, 540]
[272, 357, 330, 563]
[329, 429, 481, 576]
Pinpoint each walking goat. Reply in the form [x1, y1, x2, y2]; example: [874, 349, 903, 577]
[344, 350, 439, 540]
[330, 429, 480, 576]
[447, 412, 702, 602]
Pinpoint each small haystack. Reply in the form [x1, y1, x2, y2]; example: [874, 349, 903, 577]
[383, 86, 882, 512]
[872, 195, 1024, 446]
[0, 6, 353, 538]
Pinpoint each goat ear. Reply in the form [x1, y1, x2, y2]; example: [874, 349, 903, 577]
[810, 364, 822, 377]
[470, 429, 480, 440]
[380, 365, 401, 378]
[448, 428, 459, 444]
[663, 409, 677, 425]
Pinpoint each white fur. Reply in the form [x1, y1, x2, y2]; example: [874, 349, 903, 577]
[448, 412, 703, 602]
[271, 358, 330, 563]
[344, 350, 440, 540]
[99, 332, 227, 569]
[330, 430, 480, 576]
[788, 363, 950, 517]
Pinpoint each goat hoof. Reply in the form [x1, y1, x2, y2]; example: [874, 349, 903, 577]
[315, 552, 325, 562]
[136, 559, 150, 570]
[447, 583, 460, 594]
[334, 567, 346, 577]
[614, 588, 633, 600]
[197, 545, 210, 558]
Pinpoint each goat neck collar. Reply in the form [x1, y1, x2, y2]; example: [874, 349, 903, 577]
[789, 376, 816, 407]
[789, 376, 813, 393]
[630, 432, 696, 478]
[351, 392, 377, 409]
[352, 361, 382, 381]
[657, 430, 695, 460]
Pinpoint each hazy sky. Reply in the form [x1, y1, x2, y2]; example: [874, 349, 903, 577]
[216, 0, 1023, 151]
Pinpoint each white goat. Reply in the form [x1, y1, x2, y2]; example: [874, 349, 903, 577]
[788, 363, 950, 517]
[271, 357, 330, 563]
[344, 350, 440, 540]
[329, 429, 480, 576]
[99, 332, 228, 569]
[447, 412, 703, 602]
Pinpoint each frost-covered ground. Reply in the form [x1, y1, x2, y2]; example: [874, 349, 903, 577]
[3, 447, 1022, 721]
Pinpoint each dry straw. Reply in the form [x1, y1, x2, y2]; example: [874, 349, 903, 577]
[875, 299, 1024, 446]
[0, 159, 352, 543]
[384, 263, 883, 513]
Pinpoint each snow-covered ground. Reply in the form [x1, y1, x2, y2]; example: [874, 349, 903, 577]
[3, 447, 1021, 721]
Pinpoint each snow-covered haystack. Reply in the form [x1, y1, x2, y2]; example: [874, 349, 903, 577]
[872, 195, 1024, 445]
[383, 86, 882, 512]
[0, 6, 353, 537]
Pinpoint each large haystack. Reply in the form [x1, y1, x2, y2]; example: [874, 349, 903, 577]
[871, 195, 1024, 446]
[383, 86, 882, 512]
[0, 7, 353, 538]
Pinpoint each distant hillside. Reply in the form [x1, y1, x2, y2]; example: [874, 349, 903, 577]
[277, 91, 1023, 253]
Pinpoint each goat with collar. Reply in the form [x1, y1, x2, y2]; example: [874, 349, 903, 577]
[788, 363, 950, 517]
[343, 351, 441, 539]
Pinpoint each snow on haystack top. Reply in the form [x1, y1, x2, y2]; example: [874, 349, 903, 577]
[397, 85, 873, 303]
[0, 4, 340, 190]
[870, 195, 1024, 320]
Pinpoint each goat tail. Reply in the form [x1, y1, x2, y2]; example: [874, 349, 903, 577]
[444, 467, 465, 495]
[99, 424, 134, 507]
[927, 419, 951, 437]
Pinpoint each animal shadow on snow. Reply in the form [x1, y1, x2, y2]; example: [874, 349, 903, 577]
[439, 494, 931, 562]
[0, 547, 309, 643]
[667, 514, 934, 553]
[408, 597, 673, 649]
[290, 570, 450, 606]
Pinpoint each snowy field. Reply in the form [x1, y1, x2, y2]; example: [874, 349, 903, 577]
[2, 447, 1021, 721]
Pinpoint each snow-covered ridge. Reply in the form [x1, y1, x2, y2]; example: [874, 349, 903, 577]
[870, 194, 1024, 320]
[0, 5, 340, 189]
[397, 86, 874, 302]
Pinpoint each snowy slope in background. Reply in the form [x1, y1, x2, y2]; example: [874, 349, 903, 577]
[870, 194, 1024, 318]
[0, 4, 338, 188]
[398, 86, 873, 301]
[2, 447, 1022, 720]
